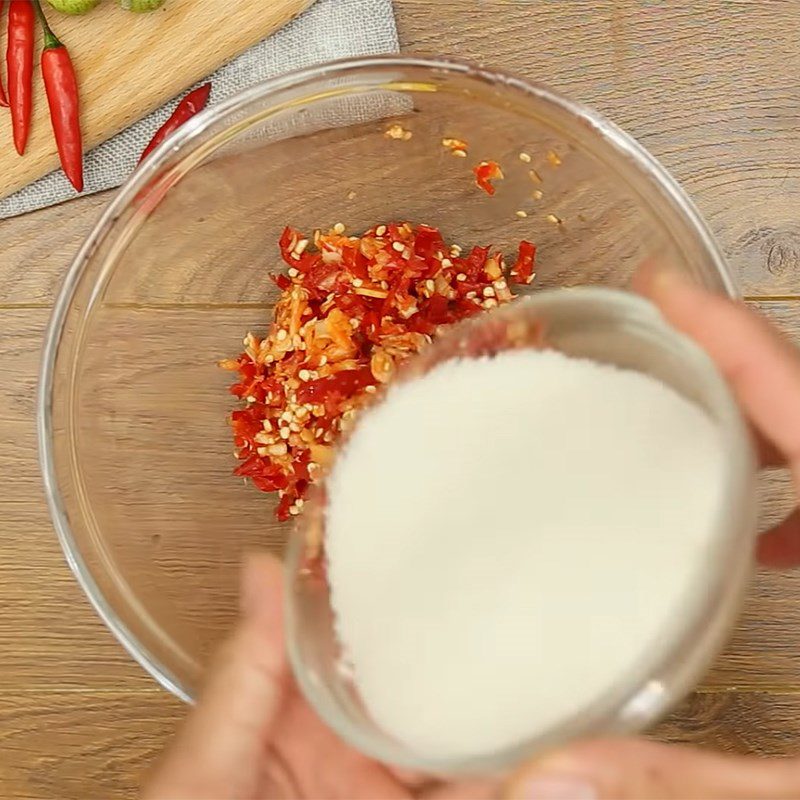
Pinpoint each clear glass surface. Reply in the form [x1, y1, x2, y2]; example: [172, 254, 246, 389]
[288, 288, 757, 774]
[40, 56, 740, 708]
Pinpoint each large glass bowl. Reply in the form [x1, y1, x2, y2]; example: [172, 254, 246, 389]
[40, 55, 736, 704]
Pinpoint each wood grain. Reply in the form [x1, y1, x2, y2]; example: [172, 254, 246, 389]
[655, 692, 800, 757]
[1, 2, 800, 798]
[0, 691, 181, 800]
[0, 0, 312, 199]
[397, 1, 800, 298]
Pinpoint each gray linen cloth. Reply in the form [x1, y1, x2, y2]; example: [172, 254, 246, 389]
[0, 0, 398, 219]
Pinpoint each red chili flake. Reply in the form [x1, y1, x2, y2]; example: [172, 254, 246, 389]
[473, 160, 504, 196]
[509, 240, 537, 285]
[222, 222, 537, 520]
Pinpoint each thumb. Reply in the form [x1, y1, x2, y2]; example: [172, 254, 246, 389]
[505, 738, 800, 799]
[144, 552, 289, 800]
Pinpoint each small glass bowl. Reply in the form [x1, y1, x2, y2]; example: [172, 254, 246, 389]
[286, 287, 757, 776]
[41, 55, 739, 704]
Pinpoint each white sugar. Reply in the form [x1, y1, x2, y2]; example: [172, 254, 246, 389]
[325, 349, 724, 761]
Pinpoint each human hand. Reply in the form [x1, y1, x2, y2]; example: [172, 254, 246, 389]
[146, 270, 800, 800]
[506, 267, 800, 800]
[142, 553, 497, 800]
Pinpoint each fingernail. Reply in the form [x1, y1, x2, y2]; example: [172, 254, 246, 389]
[511, 774, 598, 800]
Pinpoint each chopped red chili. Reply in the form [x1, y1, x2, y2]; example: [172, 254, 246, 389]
[473, 160, 504, 195]
[222, 222, 534, 520]
[509, 240, 537, 285]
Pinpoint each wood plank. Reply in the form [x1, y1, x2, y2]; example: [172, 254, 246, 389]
[2, 691, 800, 800]
[2, 301, 798, 694]
[0, 195, 108, 305]
[0, 311, 182, 692]
[2, 690, 800, 800]
[655, 691, 800, 757]
[2, 2, 798, 302]
[0, 690, 181, 800]
[396, 1, 800, 298]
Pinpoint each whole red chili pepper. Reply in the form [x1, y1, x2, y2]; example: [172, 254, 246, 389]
[0, 1, 8, 108]
[33, 0, 83, 192]
[6, 0, 34, 155]
[139, 83, 212, 164]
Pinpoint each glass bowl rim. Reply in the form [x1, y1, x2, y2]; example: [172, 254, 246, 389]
[37, 53, 737, 706]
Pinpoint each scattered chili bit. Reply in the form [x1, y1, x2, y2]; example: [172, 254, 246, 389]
[222, 223, 535, 520]
[34, 0, 83, 192]
[546, 150, 562, 167]
[473, 160, 504, 196]
[546, 213, 563, 225]
[385, 123, 412, 141]
[139, 83, 212, 164]
[515, 210, 528, 219]
[442, 137, 468, 157]
[518, 152, 532, 163]
[509, 240, 536, 286]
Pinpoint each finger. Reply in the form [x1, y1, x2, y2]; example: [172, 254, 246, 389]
[632, 265, 789, 477]
[634, 263, 800, 467]
[144, 552, 288, 800]
[634, 265, 800, 566]
[758, 508, 800, 568]
[505, 737, 800, 799]
[272, 692, 411, 799]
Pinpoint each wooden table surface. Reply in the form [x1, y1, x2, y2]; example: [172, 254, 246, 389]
[2, 2, 800, 798]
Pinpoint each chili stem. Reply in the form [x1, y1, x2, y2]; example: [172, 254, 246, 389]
[32, 0, 60, 50]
